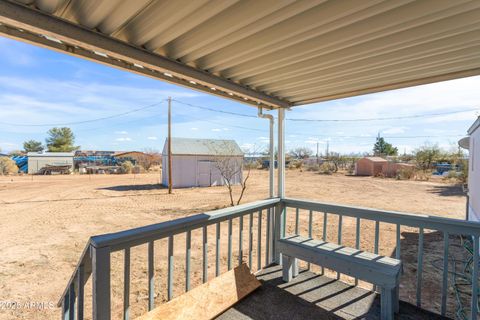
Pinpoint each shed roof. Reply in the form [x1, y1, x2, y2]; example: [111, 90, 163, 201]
[163, 138, 243, 156]
[27, 152, 75, 157]
[1, 1, 479, 108]
[361, 157, 388, 162]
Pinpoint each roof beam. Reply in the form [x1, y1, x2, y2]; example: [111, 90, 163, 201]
[0, 0, 290, 108]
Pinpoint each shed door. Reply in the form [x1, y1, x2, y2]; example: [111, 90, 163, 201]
[197, 161, 211, 187]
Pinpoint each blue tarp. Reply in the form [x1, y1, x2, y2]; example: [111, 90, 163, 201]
[11, 156, 28, 173]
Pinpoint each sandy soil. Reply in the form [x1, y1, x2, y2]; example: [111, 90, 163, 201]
[0, 170, 467, 319]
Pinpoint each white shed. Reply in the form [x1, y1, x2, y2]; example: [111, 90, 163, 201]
[162, 138, 244, 188]
[27, 152, 74, 174]
[467, 117, 480, 222]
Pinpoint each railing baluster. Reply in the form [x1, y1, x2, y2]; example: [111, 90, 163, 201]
[471, 235, 479, 319]
[168, 235, 174, 301]
[63, 292, 69, 320]
[148, 241, 154, 311]
[185, 230, 191, 292]
[249, 212, 253, 268]
[77, 264, 84, 320]
[258, 210, 262, 270]
[373, 221, 380, 292]
[92, 246, 110, 320]
[307, 210, 313, 270]
[266, 208, 271, 265]
[355, 217, 360, 286]
[123, 249, 129, 320]
[396, 224, 401, 260]
[322, 212, 327, 275]
[337, 214, 343, 280]
[441, 232, 449, 316]
[239, 216, 244, 266]
[228, 219, 233, 270]
[216, 223, 220, 277]
[68, 282, 75, 320]
[203, 226, 208, 283]
[295, 208, 299, 235]
[416, 227, 424, 307]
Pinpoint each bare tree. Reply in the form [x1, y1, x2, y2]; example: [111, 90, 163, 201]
[137, 149, 161, 171]
[212, 142, 252, 206]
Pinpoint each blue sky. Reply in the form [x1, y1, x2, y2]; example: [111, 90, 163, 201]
[0, 35, 478, 155]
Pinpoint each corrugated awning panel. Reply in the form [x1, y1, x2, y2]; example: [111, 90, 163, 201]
[1, 0, 480, 107]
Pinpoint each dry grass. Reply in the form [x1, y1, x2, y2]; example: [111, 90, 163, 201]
[0, 170, 466, 319]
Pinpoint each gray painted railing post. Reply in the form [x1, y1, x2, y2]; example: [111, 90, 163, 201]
[274, 202, 284, 265]
[91, 246, 110, 320]
[77, 264, 85, 320]
[471, 235, 479, 319]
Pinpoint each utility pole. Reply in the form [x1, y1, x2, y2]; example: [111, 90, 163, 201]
[316, 141, 319, 164]
[168, 97, 173, 194]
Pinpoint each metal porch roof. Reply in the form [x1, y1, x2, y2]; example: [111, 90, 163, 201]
[1, 0, 480, 108]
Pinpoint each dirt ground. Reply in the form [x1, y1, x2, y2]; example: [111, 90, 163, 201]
[0, 170, 467, 319]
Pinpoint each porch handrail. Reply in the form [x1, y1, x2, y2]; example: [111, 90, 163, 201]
[282, 197, 480, 319]
[57, 198, 280, 318]
[91, 198, 280, 251]
[283, 198, 480, 236]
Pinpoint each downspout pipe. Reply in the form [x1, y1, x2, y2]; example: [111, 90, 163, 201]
[258, 107, 275, 198]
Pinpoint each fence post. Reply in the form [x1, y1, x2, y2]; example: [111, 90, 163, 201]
[91, 245, 111, 320]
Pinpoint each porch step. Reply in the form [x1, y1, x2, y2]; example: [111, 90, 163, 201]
[136, 263, 261, 320]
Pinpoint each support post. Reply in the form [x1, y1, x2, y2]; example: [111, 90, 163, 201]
[258, 107, 276, 265]
[91, 246, 110, 320]
[277, 108, 285, 198]
[168, 97, 173, 194]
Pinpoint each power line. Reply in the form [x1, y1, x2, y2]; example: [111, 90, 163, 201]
[172, 99, 258, 119]
[0, 100, 166, 127]
[172, 98, 478, 122]
[286, 108, 479, 122]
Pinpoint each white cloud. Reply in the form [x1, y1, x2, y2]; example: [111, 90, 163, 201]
[382, 127, 408, 135]
[212, 128, 222, 132]
[116, 137, 132, 142]
[190, 127, 198, 131]
[147, 136, 157, 140]
[115, 131, 128, 135]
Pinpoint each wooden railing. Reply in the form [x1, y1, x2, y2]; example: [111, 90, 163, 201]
[59, 198, 480, 319]
[58, 198, 279, 320]
[281, 198, 480, 319]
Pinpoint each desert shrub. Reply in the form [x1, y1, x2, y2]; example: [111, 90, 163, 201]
[346, 163, 355, 175]
[319, 162, 335, 175]
[415, 170, 431, 181]
[396, 167, 415, 180]
[306, 164, 320, 172]
[0, 157, 18, 175]
[244, 161, 259, 170]
[121, 161, 134, 174]
[288, 159, 303, 169]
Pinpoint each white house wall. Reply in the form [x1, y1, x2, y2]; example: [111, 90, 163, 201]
[468, 130, 479, 222]
[162, 155, 243, 188]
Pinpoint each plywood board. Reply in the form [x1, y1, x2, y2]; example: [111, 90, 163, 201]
[136, 263, 261, 320]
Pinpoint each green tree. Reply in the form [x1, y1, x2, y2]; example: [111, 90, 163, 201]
[45, 127, 79, 152]
[373, 136, 398, 156]
[414, 143, 442, 171]
[23, 139, 44, 152]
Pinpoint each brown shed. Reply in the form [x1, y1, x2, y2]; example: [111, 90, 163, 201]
[355, 157, 388, 176]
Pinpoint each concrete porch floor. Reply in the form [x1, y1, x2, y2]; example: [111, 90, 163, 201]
[218, 264, 449, 320]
